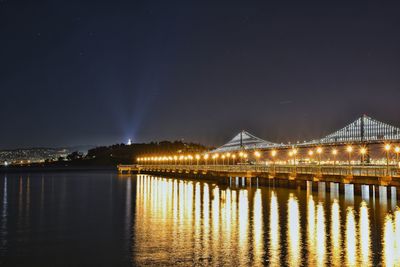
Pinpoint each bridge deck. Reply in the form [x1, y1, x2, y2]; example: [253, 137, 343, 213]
[118, 164, 400, 187]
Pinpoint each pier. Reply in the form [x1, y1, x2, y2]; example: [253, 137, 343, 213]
[118, 163, 400, 188]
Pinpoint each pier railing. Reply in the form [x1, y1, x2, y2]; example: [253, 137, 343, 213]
[133, 164, 400, 178]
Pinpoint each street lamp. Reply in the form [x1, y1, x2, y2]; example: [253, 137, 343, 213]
[221, 155, 226, 165]
[254, 151, 261, 165]
[292, 148, 298, 167]
[316, 147, 323, 165]
[195, 154, 200, 166]
[360, 147, 367, 166]
[232, 154, 236, 165]
[332, 149, 338, 166]
[271, 150, 277, 168]
[346, 145, 353, 166]
[204, 154, 209, 166]
[243, 153, 248, 161]
[395, 146, 400, 165]
[226, 153, 231, 165]
[385, 144, 391, 173]
[288, 151, 294, 166]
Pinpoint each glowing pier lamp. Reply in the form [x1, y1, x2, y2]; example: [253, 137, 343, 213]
[214, 153, 219, 165]
[226, 152, 231, 165]
[360, 147, 367, 166]
[221, 155, 226, 165]
[195, 154, 200, 165]
[346, 145, 353, 166]
[204, 154, 209, 165]
[332, 149, 338, 165]
[395, 147, 400, 163]
[231, 154, 236, 165]
[173, 155, 178, 165]
[270, 150, 277, 167]
[292, 148, 298, 166]
[316, 147, 323, 165]
[288, 151, 294, 166]
[239, 151, 244, 163]
[254, 151, 261, 164]
[385, 144, 391, 171]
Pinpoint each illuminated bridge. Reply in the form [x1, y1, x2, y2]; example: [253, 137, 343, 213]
[212, 114, 400, 153]
[118, 115, 400, 196]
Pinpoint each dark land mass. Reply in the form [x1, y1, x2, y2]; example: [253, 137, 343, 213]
[0, 141, 210, 173]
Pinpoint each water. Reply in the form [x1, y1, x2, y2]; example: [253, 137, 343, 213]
[0, 172, 399, 266]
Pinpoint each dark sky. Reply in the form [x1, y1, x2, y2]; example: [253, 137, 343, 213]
[1, 0, 400, 149]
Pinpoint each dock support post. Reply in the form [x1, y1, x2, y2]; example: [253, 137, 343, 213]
[354, 184, 362, 196]
[339, 183, 345, 195]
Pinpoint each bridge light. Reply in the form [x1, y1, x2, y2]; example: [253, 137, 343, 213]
[239, 152, 244, 157]
[288, 151, 293, 157]
[195, 154, 200, 160]
[316, 147, 323, 154]
[385, 144, 391, 151]
[271, 150, 277, 157]
[243, 153, 248, 158]
[226, 153, 231, 157]
[221, 155, 225, 159]
[254, 151, 261, 158]
[292, 148, 298, 155]
[308, 150, 314, 156]
[360, 147, 367, 155]
[204, 154, 209, 160]
[346, 145, 353, 153]
[395, 147, 400, 153]
[332, 149, 338, 155]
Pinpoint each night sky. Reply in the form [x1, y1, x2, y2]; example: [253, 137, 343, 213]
[1, 0, 400, 149]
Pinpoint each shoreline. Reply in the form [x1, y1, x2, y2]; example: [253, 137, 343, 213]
[0, 165, 116, 174]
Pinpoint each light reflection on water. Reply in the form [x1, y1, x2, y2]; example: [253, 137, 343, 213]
[132, 175, 400, 266]
[1, 173, 400, 266]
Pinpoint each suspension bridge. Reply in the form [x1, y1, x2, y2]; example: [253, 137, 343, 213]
[118, 115, 400, 193]
[212, 114, 400, 153]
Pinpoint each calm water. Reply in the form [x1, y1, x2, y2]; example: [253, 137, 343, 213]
[0, 172, 399, 266]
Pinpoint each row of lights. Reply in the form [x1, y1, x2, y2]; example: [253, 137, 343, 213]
[137, 144, 400, 165]
[137, 152, 252, 164]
